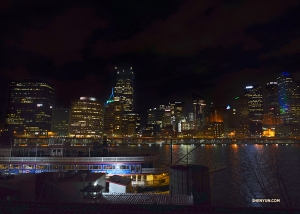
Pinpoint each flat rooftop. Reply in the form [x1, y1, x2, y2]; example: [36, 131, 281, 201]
[106, 175, 132, 186]
[102, 193, 193, 206]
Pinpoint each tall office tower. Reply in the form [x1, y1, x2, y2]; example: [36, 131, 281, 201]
[226, 105, 240, 129]
[237, 95, 249, 123]
[193, 93, 206, 130]
[163, 108, 172, 128]
[265, 82, 279, 125]
[187, 112, 194, 130]
[169, 101, 185, 132]
[5, 80, 54, 136]
[188, 112, 194, 122]
[103, 89, 140, 137]
[147, 108, 165, 128]
[69, 97, 103, 137]
[157, 105, 172, 127]
[208, 105, 225, 138]
[123, 111, 141, 136]
[265, 82, 279, 114]
[51, 108, 70, 136]
[114, 67, 134, 111]
[277, 72, 300, 125]
[103, 88, 115, 137]
[244, 85, 263, 121]
[208, 105, 225, 124]
[233, 95, 250, 136]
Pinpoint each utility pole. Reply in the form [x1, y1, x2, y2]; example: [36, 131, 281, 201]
[170, 139, 173, 165]
[186, 144, 188, 166]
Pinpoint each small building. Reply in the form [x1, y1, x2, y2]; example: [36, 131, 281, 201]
[42, 171, 106, 202]
[80, 182, 104, 199]
[106, 175, 132, 193]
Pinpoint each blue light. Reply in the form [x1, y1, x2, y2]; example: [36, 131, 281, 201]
[281, 71, 290, 77]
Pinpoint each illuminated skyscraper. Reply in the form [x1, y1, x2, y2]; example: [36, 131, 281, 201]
[114, 67, 134, 111]
[193, 93, 206, 130]
[69, 97, 103, 137]
[244, 85, 263, 121]
[123, 111, 141, 136]
[5, 80, 54, 136]
[277, 72, 300, 125]
[104, 89, 140, 137]
[147, 108, 165, 128]
[266, 82, 279, 114]
[169, 101, 185, 133]
[265, 81, 279, 125]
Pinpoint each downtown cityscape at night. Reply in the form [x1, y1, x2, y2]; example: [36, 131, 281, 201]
[3, 70, 300, 139]
[1, 0, 300, 213]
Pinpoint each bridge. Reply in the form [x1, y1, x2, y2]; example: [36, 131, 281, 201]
[11, 136, 300, 147]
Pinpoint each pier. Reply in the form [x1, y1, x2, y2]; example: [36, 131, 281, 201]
[10, 136, 300, 147]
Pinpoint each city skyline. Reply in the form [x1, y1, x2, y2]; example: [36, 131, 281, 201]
[3, 71, 300, 138]
[1, 70, 300, 127]
[2, 0, 300, 123]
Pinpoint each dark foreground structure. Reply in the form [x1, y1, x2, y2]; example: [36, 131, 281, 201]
[1, 201, 299, 214]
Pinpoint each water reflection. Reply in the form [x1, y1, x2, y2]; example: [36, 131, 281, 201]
[114, 142, 300, 208]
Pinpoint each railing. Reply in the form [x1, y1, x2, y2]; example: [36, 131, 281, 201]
[0, 154, 160, 163]
[141, 168, 169, 174]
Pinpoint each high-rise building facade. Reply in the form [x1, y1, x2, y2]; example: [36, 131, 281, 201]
[5, 80, 54, 136]
[169, 101, 185, 134]
[114, 67, 134, 111]
[193, 93, 206, 130]
[207, 105, 226, 138]
[51, 108, 70, 136]
[147, 108, 165, 128]
[69, 97, 103, 137]
[277, 72, 300, 125]
[244, 85, 263, 121]
[265, 82, 279, 114]
[123, 111, 141, 136]
[103, 88, 140, 137]
[265, 81, 280, 126]
[103, 102, 115, 137]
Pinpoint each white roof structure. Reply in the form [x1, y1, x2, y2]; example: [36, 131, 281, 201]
[102, 193, 193, 205]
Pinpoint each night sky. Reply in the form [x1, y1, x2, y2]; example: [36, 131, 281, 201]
[1, 0, 300, 124]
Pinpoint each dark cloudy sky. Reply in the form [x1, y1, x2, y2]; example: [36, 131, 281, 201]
[1, 0, 300, 123]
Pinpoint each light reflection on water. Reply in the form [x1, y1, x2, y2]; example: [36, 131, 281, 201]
[115, 143, 300, 208]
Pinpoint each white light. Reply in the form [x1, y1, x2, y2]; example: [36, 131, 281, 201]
[245, 86, 253, 89]
[37, 104, 43, 107]
[94, 182, 97, 186]
[80, 97, 96, 101]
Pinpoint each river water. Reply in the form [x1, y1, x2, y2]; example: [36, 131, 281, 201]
[115, 142, 300, 208]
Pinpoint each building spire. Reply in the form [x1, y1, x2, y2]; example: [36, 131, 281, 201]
[106, 87, 114, 104]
